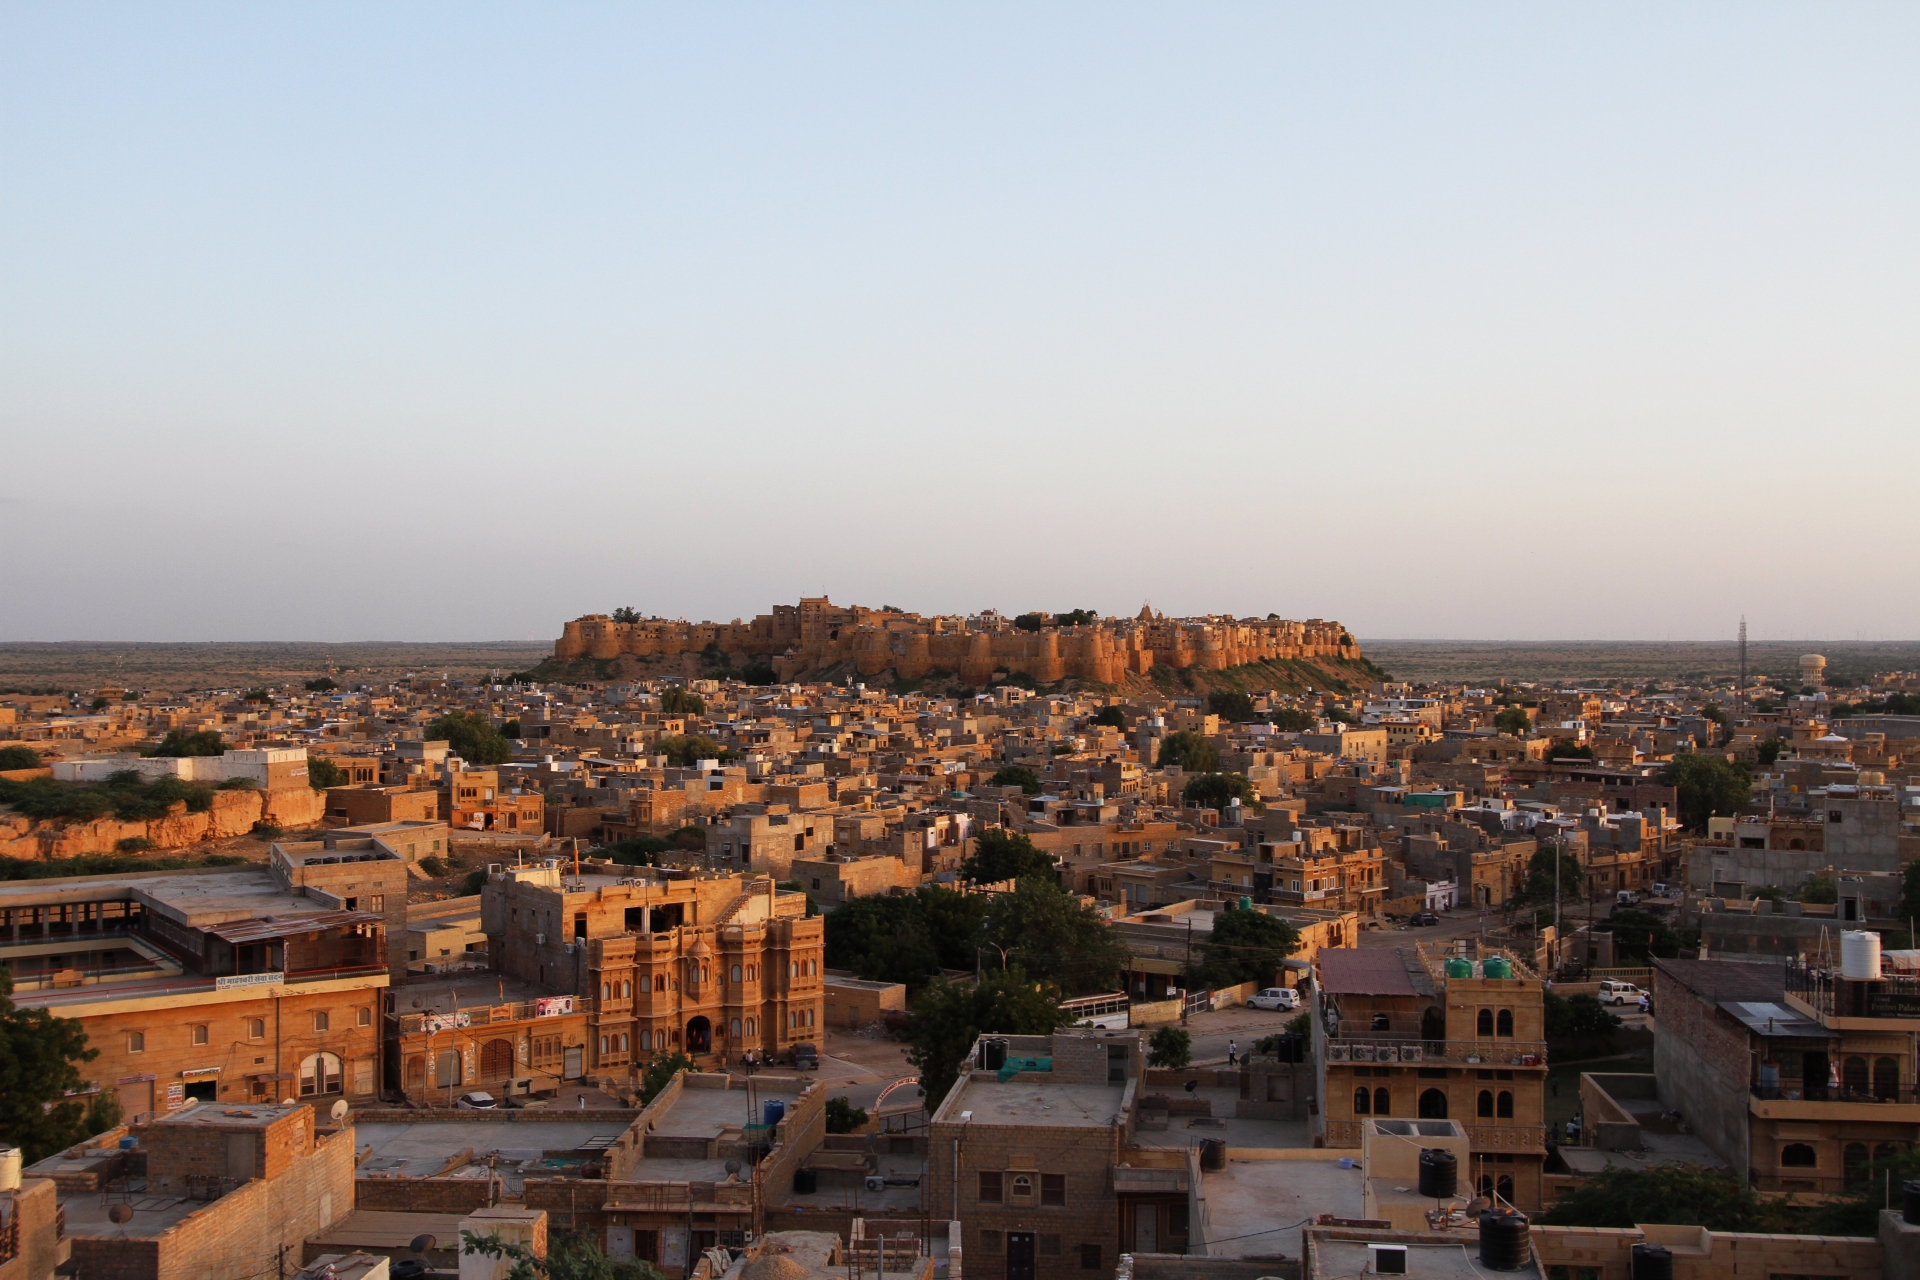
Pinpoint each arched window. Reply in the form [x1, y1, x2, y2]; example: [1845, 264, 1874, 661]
[619, 1034, 628, 1052]
[622, 980, 631, 998]
[1844, 1143, 1869, 1187]
[730, 1018, 742, 1039]
[1354, 1087, 1372, 1115]
[746, 966, 756, 982]
[602, 982, 611, 1000]
[1875, 1057, 1899, 1100]
[1478, 1174, 1494, 1197]
[1478, 1090, 1494, 1118]
[1373, 1087, 1390, 1116]
[1496, 1010, 1514, 1037]
[1011, 1175, 1033, 1199]
[639, 1029, 651, 1050]
[1780, 1143, 1817, 1168]
[732, 965, 742, 983]
[745, 1018, 756, 1036]
[1497, 1090, 1514, 1119]
[1843, 1056, 1869, 1094]
[639, 975, 650, 993]
[790, 962, 798, 978]
[300, 1052, 343, 1097]
[1476, 1009, 1494, 1037]
[1419, 1089, 1448, 1119]
[1496, 1174, 1514, 1202]
[600, 1036, 609, 1054]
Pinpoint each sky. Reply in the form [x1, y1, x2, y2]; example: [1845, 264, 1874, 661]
[3, 5, 1916, 644]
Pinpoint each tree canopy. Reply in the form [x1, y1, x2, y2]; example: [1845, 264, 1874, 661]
[1542, 991, 1620, 1056]
[657, 735, 734, 768]
[961, 829, 1056, 885]
[1181, 772, 1260, 813]
[1157, 730, 1219, 773]
[1493, 707, 1531, 736]
[426, 712, 515, 766]
[1534, 1165, 1780, 1232]
[1089, 706, 1127, 729]
[1147, 1026, 1191, 1069]
[980, 878, 1131, 996]
[0, 969, 107, 1161]
[1513, 844, 1584, 909]
[639, 1051, 692, 1105]
[303, 676, 338, 692]
[1547, 740, 1596, 761]
[1604, 909, 1688, 963]
[823, 887, 990, 987]
[1206, 691, 1257, 723]
[1661, 753, 1752, 832]
[308, 757, 349, 790]
[1054, 609, 1098, 627]
[659, 688, 705, 716]
[1269, 708, 1315, 733]
[0, 746, 42, 771]
[906, 967, 1065, 1106]
[148, 728, 226, 758]
[1196, 904, 1300, 989]
[990, 765, 1043, 795]
[611, 606, 641, 624]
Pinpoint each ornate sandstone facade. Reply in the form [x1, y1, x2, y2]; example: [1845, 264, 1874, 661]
[555, 598, 1360, 687]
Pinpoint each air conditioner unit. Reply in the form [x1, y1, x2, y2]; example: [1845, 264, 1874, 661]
[864, 1176, 886, 1193]
[1368, 1245, 1407, 1275]
[535, 934, 545, 945]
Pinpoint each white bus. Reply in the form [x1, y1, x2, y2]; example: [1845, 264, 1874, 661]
[1062, 992, 1131, 1030]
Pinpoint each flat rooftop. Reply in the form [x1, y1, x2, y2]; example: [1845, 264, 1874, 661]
[1204, 1157, 1363, 1260]
[0, 865, 314, 924]
[1132, 1086, 1309, 1150]
[653, 1081, 807, 1139]
[945, 1075, 1125, 1128]
[1314, 1239, 1538, 1280]
[150, 1102, 302, 1130]
[390, 974, 552, 1015]
[356, 1117, 632, 1188]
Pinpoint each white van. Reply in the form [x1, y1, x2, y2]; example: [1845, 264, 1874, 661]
[1247, 987, 1301, 1011]
[1597, 980, 1643, 1006]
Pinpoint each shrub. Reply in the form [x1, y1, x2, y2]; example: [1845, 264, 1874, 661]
[989, 765, 1042, 795]
[460, 869, 489, 896]
[419, 855, 448, 878]
[308, 758, 348, 790]
[1147, 1026, 1192, 1069]
[1089, 706, 1126, 729]
[148, 729, 225, 758]
[1269, 708, 1315, 732]
[303, 677, 338, 692]
[0, 746, 42, 771]
[824, 1096, 869, 1134]
[216, 776, 257, 790]
[114, 837, 155, 854]
[1157, 731, 1218, 772]
[425, 712, 513, 766]
[659, 688, 705, 716]
[251, 822, 281, 840]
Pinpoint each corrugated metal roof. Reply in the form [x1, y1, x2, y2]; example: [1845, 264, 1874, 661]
[1718, 1001, 1837, 1039]
[204, 910, 385, 944]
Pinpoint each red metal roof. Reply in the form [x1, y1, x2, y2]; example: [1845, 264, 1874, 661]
[1316, 948, 1418, 997]
[204, 910, 385, 944]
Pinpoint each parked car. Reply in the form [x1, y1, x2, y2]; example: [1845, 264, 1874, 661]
[790, 1042, 819, 1070]
[1246, 987, 1300, 1011]
[1410, 913, 1441, 927]
[1597, 980, 1643, 1007]
[455, 1091, 498, 1109]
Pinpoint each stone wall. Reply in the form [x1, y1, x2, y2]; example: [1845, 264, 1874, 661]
[0, 785, 325, 859]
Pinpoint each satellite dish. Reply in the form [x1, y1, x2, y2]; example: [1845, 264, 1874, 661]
[280, 1098, 297, 1107]
[409, 1234, 438, 1253]
[724, 1159, 742, 1176]
[330, 1100, 350, 1122]
[108, 1204, 134, 1224]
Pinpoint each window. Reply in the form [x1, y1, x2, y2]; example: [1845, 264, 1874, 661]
[1011, 1175, 1033, 1199]
[1478, 1090, 1494, 1118]
[314, 1011, 330, 1032]
[745, 967, 755, 983]
[1355, 1087, 1372, 1115]
[601, 1036, 610, 1054]
[745, 1018, 756, 1036]
[128, 1031, 145, 1053]
[192, 1024, 209, 1046]
[639, 975, 651, 993]
[1080, 1245, 1102, 1270]
[300, 1051, 343, 1096]
[623, 981, 631, 998]
[1844, 1143, 1870, 1187]
[1476, 1009, 1494, 1036]
[1419, 1089, 1448, 1119]
[1875, 1057, 1899, 1100]
[1041, 1173, 1065, 1206]
[978, 1172, 1003, 1203]
[732, 965, 742, 983]
[640, 1030, 652, 1050]
[1780, 1143, 1817, 1167]
[603, 983, 611, 1000]
[1374, 1087, 1390, 1115]
[1497, 1090, 1514, 1119]
[1496, 1009, 1514, 1037]
[358, 1007, 372, 1027]
[248, 1019, 265, 1040]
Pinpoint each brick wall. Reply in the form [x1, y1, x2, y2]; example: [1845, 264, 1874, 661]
[355, 1176, 496, 1213]
[1532, 1223, 1883, 1280]
[1649, 969, 1752, 1174]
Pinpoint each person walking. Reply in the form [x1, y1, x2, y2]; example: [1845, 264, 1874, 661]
[1227, 1039, 1239, 1067]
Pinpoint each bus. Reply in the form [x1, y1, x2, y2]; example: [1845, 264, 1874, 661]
[1061, 991, 1131, 1030]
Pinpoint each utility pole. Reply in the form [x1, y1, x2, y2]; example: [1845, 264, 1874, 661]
[1738, 616, 1748, 711]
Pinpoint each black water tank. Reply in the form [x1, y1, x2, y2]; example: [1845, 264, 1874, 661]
[1630, 1244, 1673, 1280]
[1478, 1211, 1530, 1271]
[393, 1263, 426, 1280]
[1199, 1138, 1227, 1171]
[794, 1168, 817, 1195]
[981, 1038, 1008, 1070]
[1273, 1033, 1305, 1063]
[1417, 1148, 1458, 1199]
[1906, 1179, 1920, 1226]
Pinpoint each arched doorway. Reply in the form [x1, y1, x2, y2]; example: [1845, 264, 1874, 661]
[1419, 1089, 1448, 1119]
[436, 1049, 461, 1088]
[481, 1039, 513, 1079]
[686, 1016, 711, 1055]
[300, 1052, 342, 1097]
[1421, 1008, 1446, 1044]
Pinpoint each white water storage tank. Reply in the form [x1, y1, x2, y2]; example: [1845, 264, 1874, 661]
[1842, 930, 1883, 981]
[0, 1145, 20, 1191]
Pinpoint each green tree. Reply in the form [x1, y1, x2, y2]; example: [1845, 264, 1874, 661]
[1196, 905, 1300, 989]
[1534, 1165, 1777, 1232]
[1547, 740, 1596, 761]
[1325, 706, 1360, 726]
[304, 676, 339, 692]
[89, 696, 111, 711]
[824, 1096, 869, 1134]
[990, 765, 1043, 795]
[1206, 691, 1257, 723]
[1157, 731, 1219, 773]
[1606, 909, 1686, 963]
[659, 688, 706, 716]
[824, 894, 941, 987]
[1089, 706, 1127, 729]
[1269, 708, 1315, 732]
[463, 1227, 662, 1280]
[426, 712, 514, 765]
[0, 970, 101, 1161]
[1513, 845, 1584, 909]
[148, 728, 226, 757]
[0, 746, 42, 771]
[1661, 754, 1752, 833]
[1181, 772, 1260, 812]
[1804, 1144, 1920, 1235]
[740, 662, 779, 686]
[1755, 738, 1783, 766]
[1542, 991, 1620, 1056]
[308, 757, 349, 790]
[639, 1051, 692, 1105]
[658, 735, 733, 767]
[1798, 874, 1838, 905]
[1055, 609, 1098, 627]
[1493, 707, 1531, 736]
[980, 878, 1131, 996]
[962, 829, 1056, 885]
[905, 967, 1065, 1107]
[1147, 1026, 1191, 1069]
[1013, 613, 1046, 632]
[501, 719, 521, 739]
[611, 607, 641, 624]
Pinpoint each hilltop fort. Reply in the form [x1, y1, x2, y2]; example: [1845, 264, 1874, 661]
[554, 597, 1361, 686]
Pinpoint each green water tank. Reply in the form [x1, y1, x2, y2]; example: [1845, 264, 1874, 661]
[1483, 956, 1513, 979]
[1240, 896, 1254, 911]
[1445, 958, 1473, 979]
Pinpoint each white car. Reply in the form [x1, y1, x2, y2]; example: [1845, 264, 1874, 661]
[455, 1091, 498, 1109]
[1597, 981, 1643, 1007]
[1246, 987, 1301, 1011]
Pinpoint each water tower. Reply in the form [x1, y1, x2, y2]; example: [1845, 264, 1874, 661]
[1799, 654, 1827, 687]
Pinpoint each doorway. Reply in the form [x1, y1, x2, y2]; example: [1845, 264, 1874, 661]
[1134, 1204, 1159, 1253]
[1006, 1232, 1035, 1280]
[686, 1016, 712, 1055]
[564, 1045, 584, 1080]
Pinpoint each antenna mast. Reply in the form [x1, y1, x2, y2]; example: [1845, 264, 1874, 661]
[1738, 616, 1748, 709]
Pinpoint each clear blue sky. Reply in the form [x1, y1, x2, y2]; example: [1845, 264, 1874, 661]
[4, 5, 1916, 643]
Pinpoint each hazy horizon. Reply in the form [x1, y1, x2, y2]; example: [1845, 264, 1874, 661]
[5, 6, 1916, 643]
